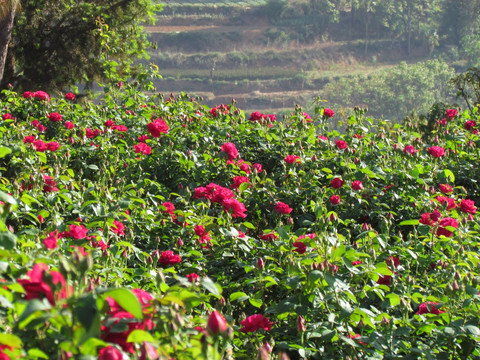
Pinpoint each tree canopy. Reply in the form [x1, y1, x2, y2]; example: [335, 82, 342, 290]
[1, 0, 161, 92]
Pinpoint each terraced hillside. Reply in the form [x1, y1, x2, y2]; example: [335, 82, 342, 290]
[147, 1, 456, 118]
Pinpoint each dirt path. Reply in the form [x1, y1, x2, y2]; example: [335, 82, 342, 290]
[146, 25, 271, 33]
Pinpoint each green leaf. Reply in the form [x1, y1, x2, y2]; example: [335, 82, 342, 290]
[398, 219, 419, 226]
[0, 333, 22, 348]
[277, 226, 289, 240]
[242, 221, 256, 230]
[0, 191, 16, 206]
[201, 277, 221, 298]
[74, 293, 101, 342]
[386, 293, 400, 307]
[0, 233, 16, 250]
[27, 348, 48, 359]
[230, 292, 249, 302]
[36, 151, 47, 164]
[249, 298, 263, 308]
[18, 298, 52, 328]
[127, 329, 156, 344]
[0, 147, 12, 159]
[375, 262, 393, 276]
[103, 289, 143, 319]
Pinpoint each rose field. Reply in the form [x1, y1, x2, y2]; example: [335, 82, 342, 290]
[0, 76, 480, 360]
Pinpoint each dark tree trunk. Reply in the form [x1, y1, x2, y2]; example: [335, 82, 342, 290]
[0, 3, 16, 85]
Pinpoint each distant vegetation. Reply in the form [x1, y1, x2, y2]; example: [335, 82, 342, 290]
[149, 0, 480, 119]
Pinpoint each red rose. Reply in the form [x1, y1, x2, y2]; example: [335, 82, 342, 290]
[419, 213, 433, 226]
[23, 91, 34, 98]
[111, 220, 125, 235]
[459, 199, 476, 214]
[206, 183, 234, 203]
[403, 145, 417, 155]
[147, 118, 169, 138]
[427, 146, 445, 158]
[436, 196, 456, 210]
[43, 231, 58, 249]
[138, 135, 149, 142]
[439, 184, 453, 194]
[335, 140, 348, 149]
[253, 163, 263, 173]
[2, 113, 12, 120]
[352, 180, 363, 191]
[158, 250, 181, 266]
[220, 142, 239, 161]
[18, 263, 67, 305]
[43, 175, 59, 192]
[210, 104, 229, 117]
[34, 140, 46, 152]
[222, 198, 247, 218]
[64, 121, 75, 129]
[85, 128, 101, 138]
[105, 121, 114, 129]
[284, 155, 300, 164]
[259, 233, 278, 241]
[133, 142, 152, 155]
[239, 161, 250, 174]
[330, 194, 340, 205]
[274, 201, 292, 214]
[98, 346, 123, 360]
[436, 217, 458, 237]
[465, 120, 476, 131]
[231, 176, 249, 189]
[446, 109, 457, 119]
[323, 108, 335, 117]
[23, 135, 36, 143]
[293, 241, 306, 254]
[416, 302, 444, 315]
[186, 273, 199, 283]
[48, 112, 63, 122]
[62, 224, 88, 239]
[207, 310, 228, 334]
[46, 141, 60, 152]
[240, 314, 273, 333]
[161, 202, 175, 215]
[330, 177, 344, 189]
[65, 92, 75, 101]
[34, 91, 50, 101]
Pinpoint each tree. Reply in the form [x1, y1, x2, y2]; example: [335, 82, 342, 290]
[2, 0, 161, 91]
[0, 0, 19, 85]
[385, 0, 442, 56]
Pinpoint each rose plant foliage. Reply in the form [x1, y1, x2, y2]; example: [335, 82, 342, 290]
[0, 75, 479, 359]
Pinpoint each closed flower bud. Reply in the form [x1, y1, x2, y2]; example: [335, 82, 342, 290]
[176, 238, 184, 247]
[452, 280, 460, 291]
[207, 310, 228, 335]
[297, 315, 306, 332]
[381, 316, 390, 327]
[257, 258, 265, 270]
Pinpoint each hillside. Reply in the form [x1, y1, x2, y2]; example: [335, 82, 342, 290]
[146, 0, 464, 119]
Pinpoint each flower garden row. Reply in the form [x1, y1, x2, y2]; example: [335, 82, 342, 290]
[0, 82, 479, 359]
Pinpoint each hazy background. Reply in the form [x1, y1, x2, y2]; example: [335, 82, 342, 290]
[147, 0, 480, 120]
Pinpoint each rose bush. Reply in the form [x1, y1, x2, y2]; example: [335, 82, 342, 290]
[0, 82, 478, 359]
